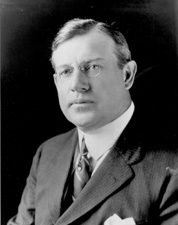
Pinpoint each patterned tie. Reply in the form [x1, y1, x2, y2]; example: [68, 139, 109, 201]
[73, 138, 92, 199]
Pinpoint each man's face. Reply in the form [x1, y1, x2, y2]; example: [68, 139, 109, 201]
[52, 29, 131, 132]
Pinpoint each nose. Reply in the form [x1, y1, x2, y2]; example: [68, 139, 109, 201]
[71, 70, 90, 92]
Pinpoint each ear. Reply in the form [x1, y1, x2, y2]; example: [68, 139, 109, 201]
[123, 60, 137, 90]
[53, 74, 58, 87]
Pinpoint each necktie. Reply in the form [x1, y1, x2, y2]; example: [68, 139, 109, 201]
[73, 138, 92, 199]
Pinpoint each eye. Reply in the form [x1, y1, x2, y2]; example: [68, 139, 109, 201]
[89, 64, 100, 70]
[86, 64, 102, 72]
[58, 68, 73, 77]
[84, 64, 103, 77]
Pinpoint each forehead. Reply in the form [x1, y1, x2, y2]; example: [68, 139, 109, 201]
[52, 29, 117, 68]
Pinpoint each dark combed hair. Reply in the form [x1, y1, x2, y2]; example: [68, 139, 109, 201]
[51, 18, 131, 69]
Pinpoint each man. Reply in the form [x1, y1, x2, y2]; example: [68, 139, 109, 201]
[8, 18, 178, 225]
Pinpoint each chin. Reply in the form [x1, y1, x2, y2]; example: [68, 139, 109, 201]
[68, 113, 97, 130]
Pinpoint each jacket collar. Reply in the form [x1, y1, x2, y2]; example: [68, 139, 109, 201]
[49, 109, 144, 225]
[54, 130, 142, 225]
[47, 129, 78, 223]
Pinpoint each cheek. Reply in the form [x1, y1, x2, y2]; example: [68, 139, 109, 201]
[97, 74, 120, 94]
[59, 93, 66, 104]
[57, 88, 68, 111]
[98, 79, 124, 106]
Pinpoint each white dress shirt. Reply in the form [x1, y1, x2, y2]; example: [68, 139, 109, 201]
[77, 102, 135, 175]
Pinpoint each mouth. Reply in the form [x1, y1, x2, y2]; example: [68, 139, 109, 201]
[70, 99, 94, 106]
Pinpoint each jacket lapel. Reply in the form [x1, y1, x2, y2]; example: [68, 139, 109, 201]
[48, 129, 78, 223]
[52, 110, 143, 225]
[55, 142, 140, 225]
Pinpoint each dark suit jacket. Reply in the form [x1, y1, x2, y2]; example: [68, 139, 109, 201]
[8, 111, 178, 225]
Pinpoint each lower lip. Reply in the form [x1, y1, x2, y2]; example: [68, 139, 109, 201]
[73, 102, 93, 105]
[71, 102, 93, 107]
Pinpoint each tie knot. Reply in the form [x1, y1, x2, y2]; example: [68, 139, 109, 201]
[73, 138, 92, 199]
[80, 138, 88, 156]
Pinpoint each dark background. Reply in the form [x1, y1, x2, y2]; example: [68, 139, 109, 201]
[1, 0, 178, 224]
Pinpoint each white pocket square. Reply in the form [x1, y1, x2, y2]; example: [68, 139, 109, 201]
[104, 214, 136, 225]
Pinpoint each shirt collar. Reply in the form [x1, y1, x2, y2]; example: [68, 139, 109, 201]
[78, 102, 135, 161]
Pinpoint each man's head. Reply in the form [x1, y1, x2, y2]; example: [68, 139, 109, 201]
[51, 18, 137, 132]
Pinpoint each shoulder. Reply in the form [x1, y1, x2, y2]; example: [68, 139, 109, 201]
[132, 148, 178, 192]
[130, 148, 178, 199]
[34, 128, 77, 165]
[42, 128, 77, 150]
[143, 148, 178, 170]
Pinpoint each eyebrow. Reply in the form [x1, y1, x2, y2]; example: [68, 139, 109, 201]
[85, 57, 104, 63]
[56, 58, 104, 70]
